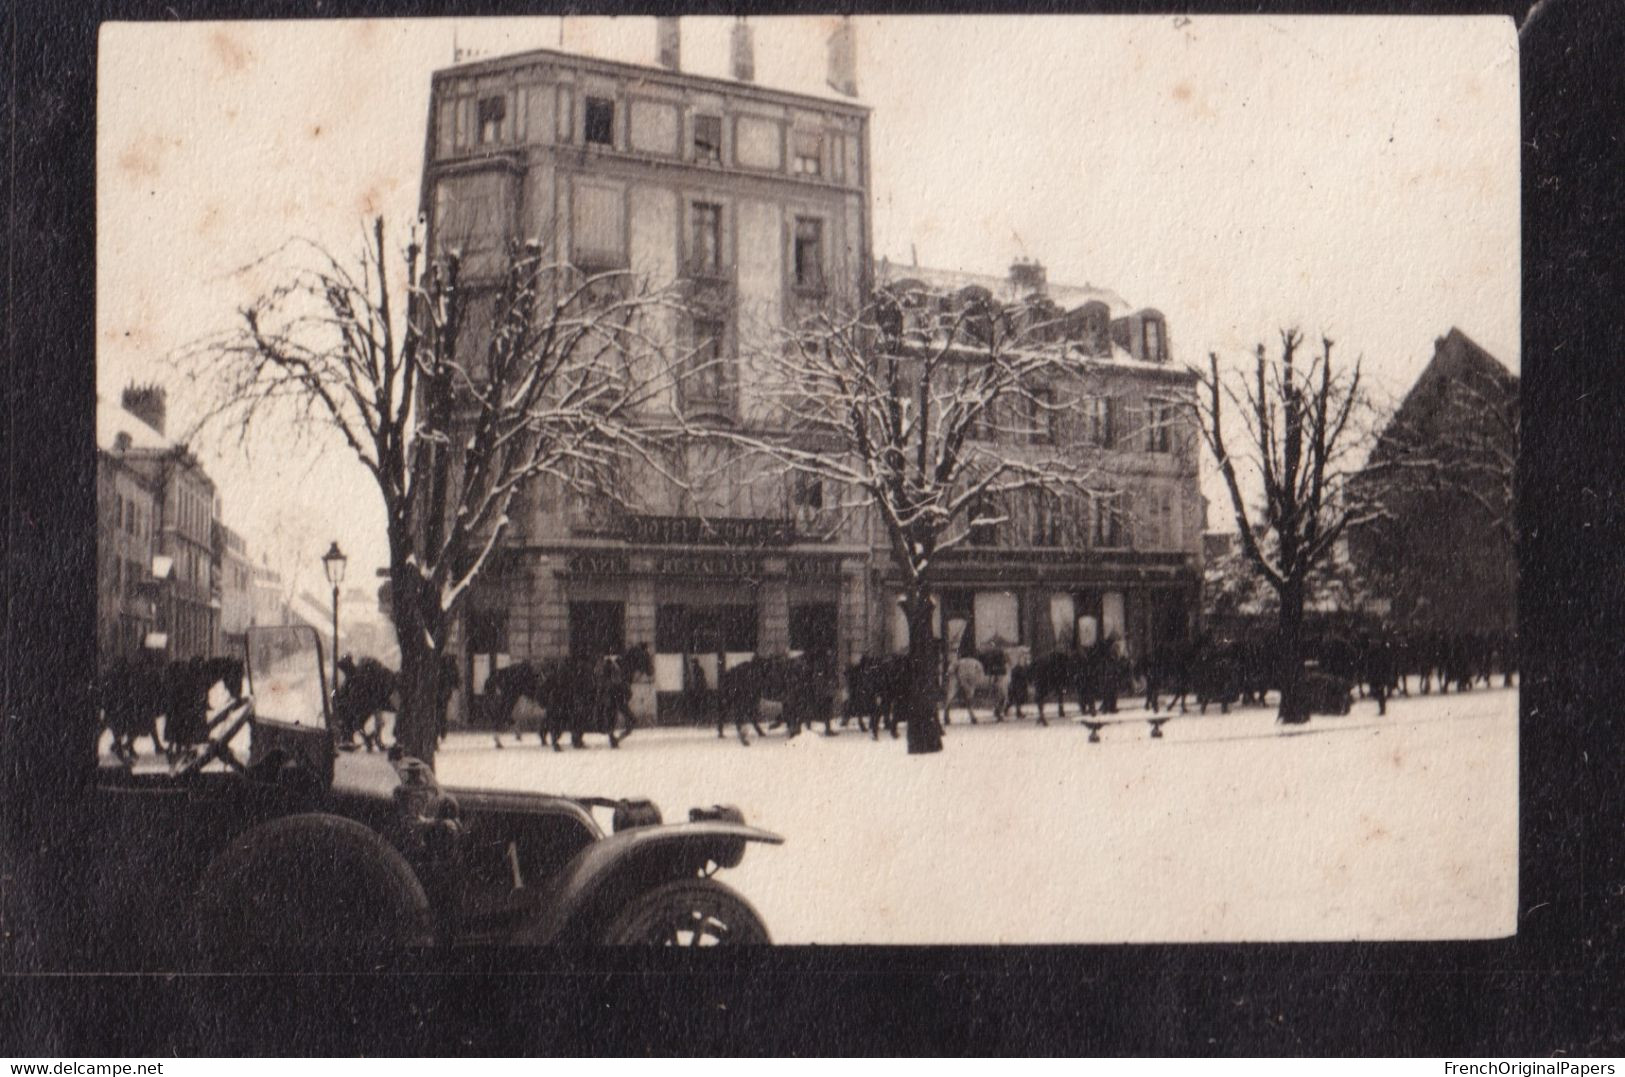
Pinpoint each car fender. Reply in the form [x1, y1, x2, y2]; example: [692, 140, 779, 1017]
[513, 821, 783, 945]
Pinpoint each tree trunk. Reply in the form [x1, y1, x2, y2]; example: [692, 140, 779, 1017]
[1276, 577, 1309, 724]
[902, 592, 944, 754]
[392, 570, 444, 767]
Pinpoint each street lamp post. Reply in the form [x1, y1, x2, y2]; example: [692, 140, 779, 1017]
[321, 541, 348, 696]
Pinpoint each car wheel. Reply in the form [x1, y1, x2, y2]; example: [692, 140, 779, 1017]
[598, 879, 771, 946]
[192, 812, 435, 970]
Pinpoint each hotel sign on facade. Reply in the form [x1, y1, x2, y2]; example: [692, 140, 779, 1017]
[620, 514, 795, 548]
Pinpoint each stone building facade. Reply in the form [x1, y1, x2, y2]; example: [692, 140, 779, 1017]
[419, 22, 872, 723]
[867, 260, 1203, 664]
[99, 386, 221, 662]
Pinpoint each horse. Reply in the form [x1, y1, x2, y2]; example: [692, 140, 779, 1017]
[161, 657, 216, 762]
[480, 660, 546, 748]
[332, 655, 400, 751]
[715, 656, 771, 746]
[1007, 650, 1077, 725]
[715, 654, 822, 746]
[100, 656, 169, 763]
[592, 644, 652, 744]
[1188, 638, 1242, 715]
[484, 648, 647, 751]
[1139, 639, 1194, 715]
[943, 649, 1013, 724]
[845, 654, 912, 739]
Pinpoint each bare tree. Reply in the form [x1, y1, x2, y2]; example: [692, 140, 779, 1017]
[695, 282, 1117, 754]
[1194, 330, 1377, 722]
[182, 217, 681, 764]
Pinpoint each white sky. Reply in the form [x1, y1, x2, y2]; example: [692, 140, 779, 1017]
[97, 15, 1520, 588]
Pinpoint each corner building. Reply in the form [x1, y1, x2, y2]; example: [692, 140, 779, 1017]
[419, 27, 1201, 727]
[419, 25, 873, 724]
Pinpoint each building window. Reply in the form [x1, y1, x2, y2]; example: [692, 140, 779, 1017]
[1153, 489, 1179, 549]
[1086, 396, 1116, 449]
[792, 131, 823, 176]
[584, 96, 615, 147]
[685, 317, 732, 410]
[690, 202, 723, 275]
[793, 217, 824, 291]
[1093, 493, 1125, 548]
[477, 95, 507, 145]
[1145, 400, 1174, 453]
[1032, 491, 1061, 548]
[571, 183, 626, 268]
[941, 589, 976, 657]
[968, 498, 999, 547]
[967, 401, 995, 441]
[1028, 386, 1057, 444]
[791, 472, 823, 511]
[693, 113, 722, 163]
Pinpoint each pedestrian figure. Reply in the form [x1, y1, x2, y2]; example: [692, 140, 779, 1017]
[1362, 630, 1396, 716]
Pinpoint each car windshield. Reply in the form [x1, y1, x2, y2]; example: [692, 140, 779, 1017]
[244, 625, 329, 730]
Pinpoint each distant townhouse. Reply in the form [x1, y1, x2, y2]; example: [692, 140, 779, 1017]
[96, 400, 164, 662]
[98, 385, 220, 661]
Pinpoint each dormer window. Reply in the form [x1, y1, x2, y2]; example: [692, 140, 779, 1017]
[1143, 318, 1163, 362]
[584, 96, 615, 147]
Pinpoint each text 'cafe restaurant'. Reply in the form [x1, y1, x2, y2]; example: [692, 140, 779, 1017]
[473, 513, 872, 726]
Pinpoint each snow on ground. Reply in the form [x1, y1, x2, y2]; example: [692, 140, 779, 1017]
[435, 684, 1518, 944]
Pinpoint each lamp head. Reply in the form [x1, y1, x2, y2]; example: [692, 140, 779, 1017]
[321, 541, 348, 587]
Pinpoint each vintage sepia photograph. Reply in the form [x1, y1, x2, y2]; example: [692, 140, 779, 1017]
[79, 13, 1519, 963]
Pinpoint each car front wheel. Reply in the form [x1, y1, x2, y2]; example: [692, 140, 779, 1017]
[598, 879, 770, 946]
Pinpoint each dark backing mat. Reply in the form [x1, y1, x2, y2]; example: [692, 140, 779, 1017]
[4, 0, 1621, 1057]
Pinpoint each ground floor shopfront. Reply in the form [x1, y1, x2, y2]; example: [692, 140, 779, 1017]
[453, 541, 869, 727]
[448, 537, 1200, 728]
[874, 550, 1202, 665]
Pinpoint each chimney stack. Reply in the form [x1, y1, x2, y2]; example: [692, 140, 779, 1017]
[656, 17, 680, 72]
[121, 383, 167, 437]
[730, 18, 755, 82]
[826, 16, 858, 97]
[1009, 258, 1047, 295]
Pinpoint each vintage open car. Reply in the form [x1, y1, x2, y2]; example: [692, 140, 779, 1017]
[85, 625, 781, 968]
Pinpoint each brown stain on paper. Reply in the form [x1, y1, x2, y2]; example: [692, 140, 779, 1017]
[210, 29, 252, 73]
[355, 175, 405, 218]
[117, 133, 183, 183]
